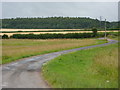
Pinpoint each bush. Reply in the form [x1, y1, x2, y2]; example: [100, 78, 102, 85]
[92, 28, 97, 37]
[2, 34, 9, 39]
[11, 33, 94, 39]
[10, 32, 118, 39]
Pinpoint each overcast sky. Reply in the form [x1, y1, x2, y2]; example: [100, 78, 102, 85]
[2, 2, 118, 22]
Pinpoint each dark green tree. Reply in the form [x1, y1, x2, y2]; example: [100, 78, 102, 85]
[2, 17, 118, 29]
[2, 34, 9, 39]
[92, 28, 98, 37]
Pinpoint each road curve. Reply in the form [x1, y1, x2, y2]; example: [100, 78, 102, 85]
[1, 38, 118, 88]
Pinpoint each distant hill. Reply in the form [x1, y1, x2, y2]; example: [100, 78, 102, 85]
[1, 17, 118, 29]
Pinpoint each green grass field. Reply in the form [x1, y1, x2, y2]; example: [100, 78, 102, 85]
[42, 43, 118, 88]
[2, 39, 106, 64]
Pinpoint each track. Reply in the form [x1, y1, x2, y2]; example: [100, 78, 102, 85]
[1, 38, 118, 88]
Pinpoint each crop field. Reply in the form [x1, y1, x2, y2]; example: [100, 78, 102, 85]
[0, 31, 118, 37]
[1, 31, 93, 37]
[1, 29, 83, 31]
[42, 43, 118, 88]
[2, 38, 106, 64]
[0, 29, 118, 37]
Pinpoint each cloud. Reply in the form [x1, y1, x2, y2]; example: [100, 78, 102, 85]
[2, 2, 118, 21]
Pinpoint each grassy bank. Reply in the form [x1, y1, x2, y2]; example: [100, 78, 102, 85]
[42, 43, 118, 88]
[2, 39, 106, 64]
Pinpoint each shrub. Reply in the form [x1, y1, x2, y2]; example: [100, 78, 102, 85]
[10, 32, 118, 39]
[92, 28, 98, 37]
[2, 34, 9, 39]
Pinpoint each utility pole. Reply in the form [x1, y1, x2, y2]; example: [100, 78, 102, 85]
[104, 19, 107, 39]
[100, 16, 102, 29]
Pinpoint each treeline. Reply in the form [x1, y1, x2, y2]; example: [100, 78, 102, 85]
[2, 32, 118, 39]
[2, 17, 118, 29]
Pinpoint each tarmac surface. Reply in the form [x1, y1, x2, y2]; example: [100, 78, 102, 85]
[1, 38, 118, 88]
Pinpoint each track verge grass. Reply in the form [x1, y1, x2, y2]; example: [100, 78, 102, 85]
[42, 43, 118, 88]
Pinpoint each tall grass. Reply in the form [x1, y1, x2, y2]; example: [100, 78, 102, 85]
[42, 43, 118, 88]
[2, 39, 104, 64]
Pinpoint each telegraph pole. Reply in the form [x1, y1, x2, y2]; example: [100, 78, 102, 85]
[104, 19, 107, 39]
[100, 16, 102, 29]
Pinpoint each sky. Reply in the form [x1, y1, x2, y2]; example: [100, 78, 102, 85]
[1, 2, 119, 22]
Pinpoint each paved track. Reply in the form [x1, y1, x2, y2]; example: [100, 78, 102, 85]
[1, 38, 118, 88]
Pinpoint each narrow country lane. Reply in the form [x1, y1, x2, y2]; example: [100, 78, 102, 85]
[1, 38, 118, 88]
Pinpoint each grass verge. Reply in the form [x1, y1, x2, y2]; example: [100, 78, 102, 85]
[42, 43, 118, 88]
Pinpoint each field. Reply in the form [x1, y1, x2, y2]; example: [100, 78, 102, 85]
[42, 43, 118, 88]
[0, 29, 118, 37]
[2, 39, 106, 64]
[1, 29, 82, 31]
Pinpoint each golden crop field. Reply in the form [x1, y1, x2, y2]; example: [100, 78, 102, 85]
[0, 29, 118, 37]
[0, 31, 93, 36]
[1, 29, 83, 31]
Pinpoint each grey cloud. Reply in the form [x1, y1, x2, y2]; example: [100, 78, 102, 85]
[2, 2, 118, 21]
